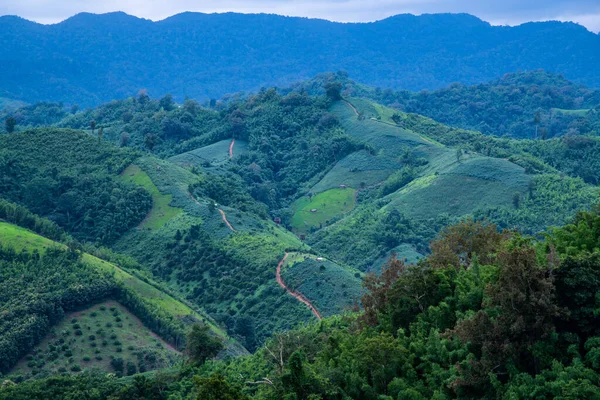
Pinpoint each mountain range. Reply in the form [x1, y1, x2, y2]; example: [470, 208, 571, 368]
[1, 12, 599, 106]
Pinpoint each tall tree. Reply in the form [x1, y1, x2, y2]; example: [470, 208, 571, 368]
[185, 324, 223, 365]
[4, 116, 16, 133]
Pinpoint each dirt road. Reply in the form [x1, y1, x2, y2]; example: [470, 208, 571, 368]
[276, 253, 322, 320]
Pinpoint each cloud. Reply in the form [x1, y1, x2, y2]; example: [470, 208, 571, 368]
[1, 0, 599, 32]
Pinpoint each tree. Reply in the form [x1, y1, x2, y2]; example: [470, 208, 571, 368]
[144, 133, 158, 151]
[90, 120, 96, 135]
[193, 374, 248, 400]
[429, 219, 506, 269]
[324, 82, 342, 100]
[534, 111, 541, 139]
[120, 133, 130, 147]
[185, 324, 223, 365]
[4, 117, 16, 133]
[159, 94, 175, 111]
[70, 104, 79, 114]
[456, 148, 463, 163]
[513, 192, 521, 209]
[138, 89, 150, 105]
[97, 126, 103, 141]
[452, 242, 561, 394]
[360, 256, 406, 327]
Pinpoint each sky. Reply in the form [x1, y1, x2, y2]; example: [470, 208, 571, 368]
[1, 0, 599, 33]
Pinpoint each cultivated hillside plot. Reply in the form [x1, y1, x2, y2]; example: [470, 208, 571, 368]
[0, 222, 245, 356]
[10, 301, 179, 377]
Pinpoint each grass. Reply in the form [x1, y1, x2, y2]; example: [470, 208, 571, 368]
[310, 150, 399, 193]
[119, 164, 182, 230]
[291, 188, 356, 233]
[169, 139, 249, 168]
[280, 253, 363, 316]
[10, 301, 179, 378]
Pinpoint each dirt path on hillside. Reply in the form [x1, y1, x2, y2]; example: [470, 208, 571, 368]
[219, 209, 235, 231]
[343, 99, 437, 145]
[229, 139, 235, 158]
[189, 192, 235, 232]
[276, 253, 322, 320]
[343, 100, 359, 116]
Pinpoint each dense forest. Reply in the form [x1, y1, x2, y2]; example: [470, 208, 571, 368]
[1, 12, 599, 106]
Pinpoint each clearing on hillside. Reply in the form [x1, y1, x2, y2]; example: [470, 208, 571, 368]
[279, 253, 363, 316]
[119, 164, 182, 230]
[169, 139, 249, 169]
[10, 301, 179, 379]
[291, 188, 356, 233]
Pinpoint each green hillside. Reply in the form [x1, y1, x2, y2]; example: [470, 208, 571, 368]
[304, 97, 599, 271]
[0, 221, 247, 373]
[10, 301, 179, 379]
[279, 252, 363, 316]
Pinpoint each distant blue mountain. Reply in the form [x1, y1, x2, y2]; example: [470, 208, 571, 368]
[0, 12, 598, 106]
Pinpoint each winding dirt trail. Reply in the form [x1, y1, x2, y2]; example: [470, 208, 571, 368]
[343, 100, 359, 116]
[276, 253, 322, 320]
[189, 192, 235, 232]
[229, 139, 235, 158]
[218, 209, 235, 231]
[342, 99, 437, 145]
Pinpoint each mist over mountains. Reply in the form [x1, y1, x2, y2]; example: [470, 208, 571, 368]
[1, 11, 599, 106]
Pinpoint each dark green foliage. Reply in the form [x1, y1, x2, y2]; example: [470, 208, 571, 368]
[185, 324, 223, 366]
[5, 116, 16, 133]
[314, 70, 600, 139]
[0, 128, 151, 244]
[2, 13, 600, 106]
[0, 199, 70, 242]
[0, 246, 115, 374]
[190, 174, 269, 218]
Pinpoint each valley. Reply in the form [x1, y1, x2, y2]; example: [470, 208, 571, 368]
[1, 54, 600, 397]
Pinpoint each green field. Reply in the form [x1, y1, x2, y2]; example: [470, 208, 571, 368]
[119, 164, 182, 230]
[169, 139, 249, 169]
[291, 188, 357, 233]
[10, 301, 179, 378]
[280, 252, 363, 316]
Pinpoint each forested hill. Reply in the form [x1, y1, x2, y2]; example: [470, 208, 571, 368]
[1, 12, 599, 106]
[299, 70, 600, 139]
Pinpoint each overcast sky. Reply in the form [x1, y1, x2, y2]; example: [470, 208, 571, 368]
[1, 0, 599, 32]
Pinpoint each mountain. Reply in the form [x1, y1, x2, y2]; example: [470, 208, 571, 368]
[1, 12, 599, 106]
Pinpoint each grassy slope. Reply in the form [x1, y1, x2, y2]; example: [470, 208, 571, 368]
[333, 98, 533, 219]
[119, 164, 182, 230]
[169, 139, 249, 169]
[280, 252, 363, 317]
[291, 188, 356, 233]
[10, 301, 179, 377]
[0, 222, 244, 355]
